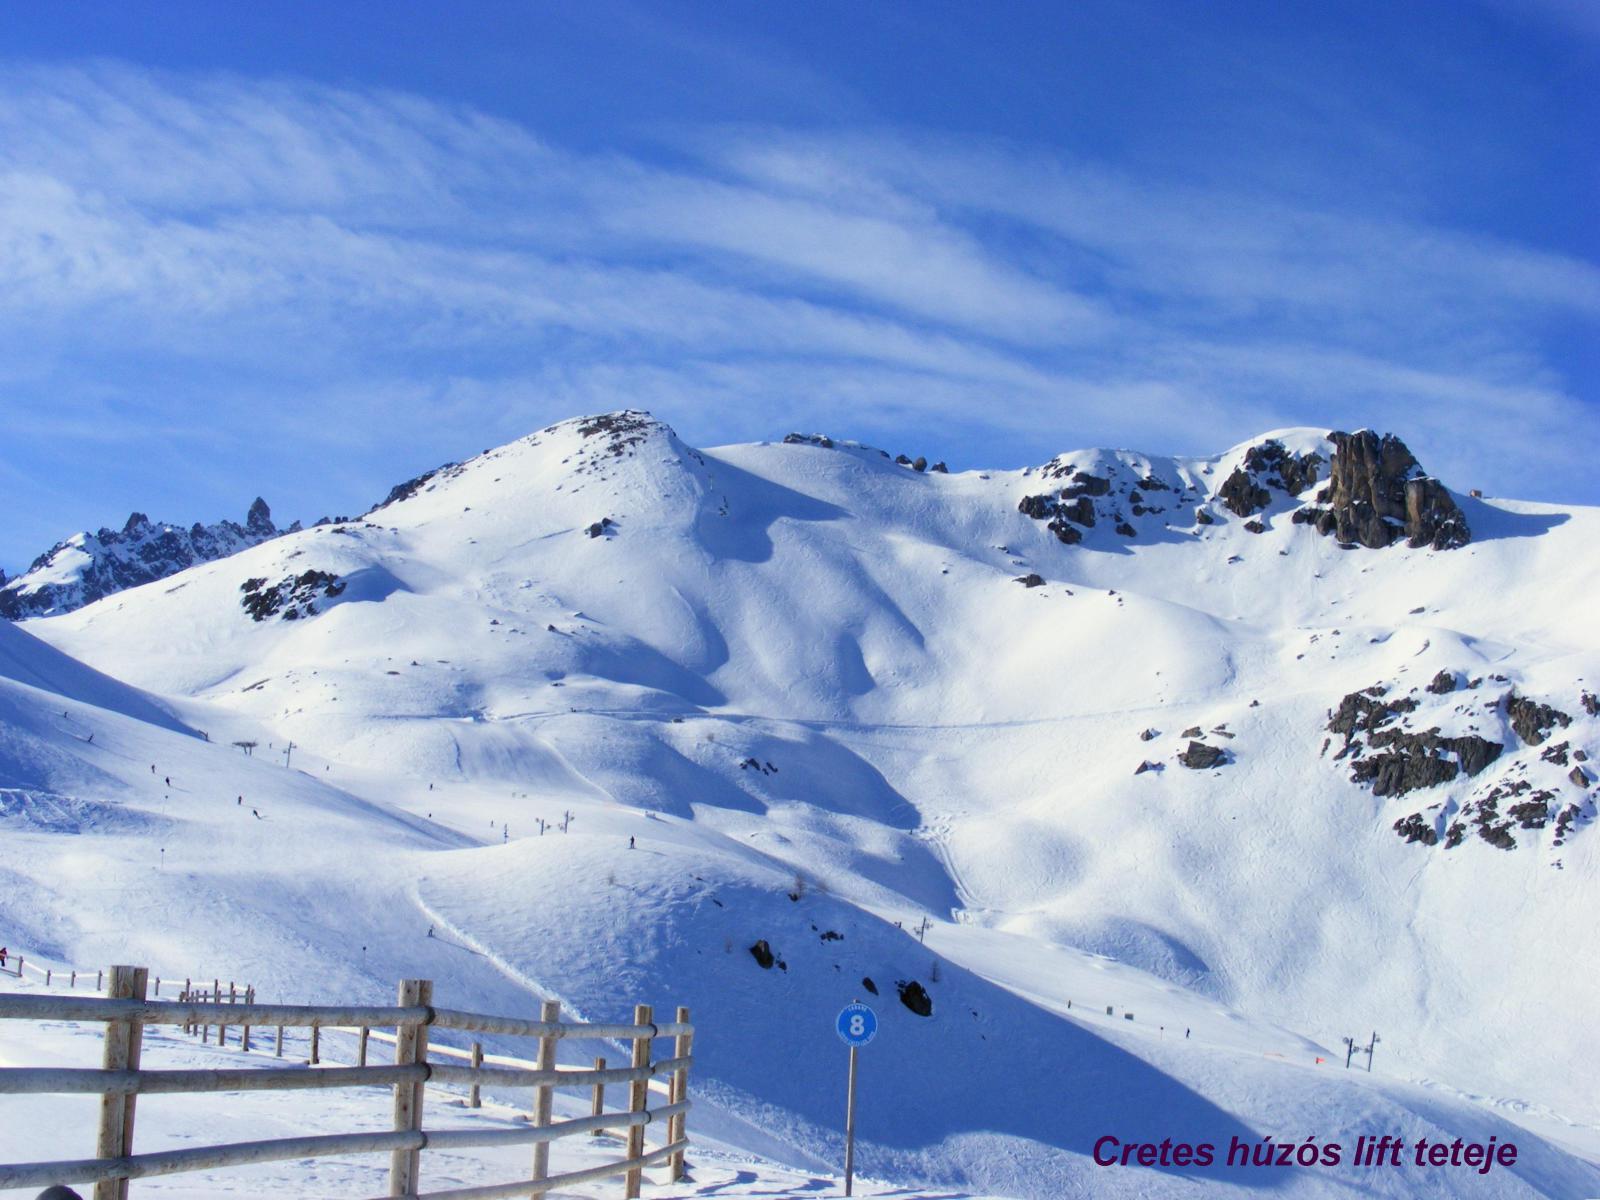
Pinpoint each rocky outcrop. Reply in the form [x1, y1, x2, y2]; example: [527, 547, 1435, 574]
[2, 500, 294, 619]
[1216, 439, 1324, 517]
[239, 570, 346, 622]
[1328, 685, 1502, 797]
[896, 979, 933, 1016]
[1290, 431, 1468, 550]
[749, 940, 775, 969]
[1504, 693, 1571, 746]
[1179, 741, 1226, 769]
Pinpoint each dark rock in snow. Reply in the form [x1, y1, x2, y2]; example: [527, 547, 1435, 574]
[1139, 728, 1159, 741]
[1180, 726, 1203, 738]
[1582, 692, 1600, 717]
[1504, 693, 1571, 745]
[1243, 520, 1265, 534]
[931, 461, 948, 473]
[1134, 760, 1163, 775]
[1291, 430, 1468, 550]
[1393, 813, 1439, 846]
[1014, 574, 1045, 588]
[749, 940, 775, 970]
[861, 977, 878, 995]
[239, 570, 346, 623]
[1570, 766, 1593, 788]
[896, 979, 933, 1017]
[2, 499, 289, 618]
[1179, 741, 1226, 769]
[1195, 508, 1215, 525]
[1426, 670, 1457, 695]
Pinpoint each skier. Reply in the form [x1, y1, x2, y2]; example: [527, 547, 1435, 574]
[237, 796, 242, 805]
[165, 776, 170, 787]
[252, 809, 261, 819]
[628, 836, 635, 849]
[0, 947, 7, 968]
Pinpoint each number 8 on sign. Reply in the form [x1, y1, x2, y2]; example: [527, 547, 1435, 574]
[836, 1002, 877, 1047]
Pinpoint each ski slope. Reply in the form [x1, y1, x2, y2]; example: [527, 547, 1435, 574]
[3, 412, 1597, 1197]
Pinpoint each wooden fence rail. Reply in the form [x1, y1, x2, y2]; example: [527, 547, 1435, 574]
[0, 965, 693, 1199]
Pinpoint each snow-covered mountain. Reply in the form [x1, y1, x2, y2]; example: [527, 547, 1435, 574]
[3, 411, 1597, 1198]
[0, 497, 292, 619]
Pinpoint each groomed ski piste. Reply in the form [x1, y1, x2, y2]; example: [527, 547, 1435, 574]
[2, 412, 1598, 1197]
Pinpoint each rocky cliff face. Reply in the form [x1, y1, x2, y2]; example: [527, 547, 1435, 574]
[1291, 430, 1469, 550]
[0, 499, 293, 619]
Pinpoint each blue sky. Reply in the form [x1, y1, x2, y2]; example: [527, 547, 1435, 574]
[1, 0, 1596, 569]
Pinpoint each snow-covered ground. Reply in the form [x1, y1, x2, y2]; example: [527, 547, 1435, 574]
[2, 413, 1597, 1197]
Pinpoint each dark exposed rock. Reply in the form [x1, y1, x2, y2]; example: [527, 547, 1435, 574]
[1444, 822, 1466, 849]
[896, 979, 933, 1017]
[1393, 813, 1439, 845]
[1327, 688, 1418, 742]
[1504, 693, 1571, 745]
[1014, 574, 1045, 588]
[1570, 766, 1593, 788]
[931, 461, 948, 473]
[784, 432, 835, 448]
[1138, 728, 1159, 741]
[1181, 726, 1202, 738]
[1218, 469, 1270, 517]
[894, 454, 912, 466]
[1114, 521, 1137, 538]
[1134, 760, 1163, 775]
[1195, 508, 1215, 525]
[1426, 670, 1457, 695]
[861, 977, 878, 995]
[1061, 471, 1110, 498]
[1292, 430, 1468, 550]
[912, 456, 928, 472]
[1540, 742, 1570, 767]
[1217, 440, 1325, 519]
[3, 499, 290, 618]
[1582, 692, 1600, 717]
[1179, 741, 1226, 769]
[749, 940, 775, 969]
[1508, 799, 1552, 829]
[585, 518, 615, 539]
[1243, 520, 1265, 535]
[239, 570, 345, 622]
[1329, 686, 1501, 796]
[576, 410, 655, 457]
[372, 464, 458, 511]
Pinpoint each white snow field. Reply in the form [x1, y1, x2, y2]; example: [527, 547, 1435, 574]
[2, 412, 1597, 1197]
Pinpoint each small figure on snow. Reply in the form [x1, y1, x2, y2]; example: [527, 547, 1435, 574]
[427, 925, 434, 938]
[628, 836, 635, 849]
[0, 947, 8, 968]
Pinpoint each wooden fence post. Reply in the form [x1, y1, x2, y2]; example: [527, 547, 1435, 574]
[310, 1023, 320, 1065]
[624, 1003, 653, 1199]
[531, 999, 560, 1186]
[94, 965, 149, 1200]
[389, 978, 432, 1197]
[243, 987, 253, 1052]
[469, 1042, 483, 1108]
[590, 1056, 606, 1134]
[45, 968, 51, 986]
[153, 976, 160, 995]
[668, 1006, 692, 1180]
[70, 969, 76, 987]
[359, 1025, 370, 1067]
[275, 1023, 284, 1057]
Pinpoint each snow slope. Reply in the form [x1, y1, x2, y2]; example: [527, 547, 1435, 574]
[4, 411, 1598, 1197]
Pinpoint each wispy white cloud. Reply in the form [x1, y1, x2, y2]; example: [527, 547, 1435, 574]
[0, 59, 1593, 565]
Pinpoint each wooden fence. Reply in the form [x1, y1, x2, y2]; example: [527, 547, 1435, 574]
[0, 965, 694, 1199]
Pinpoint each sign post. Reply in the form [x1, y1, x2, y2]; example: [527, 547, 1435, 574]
[835, 1001, 878, 1196]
